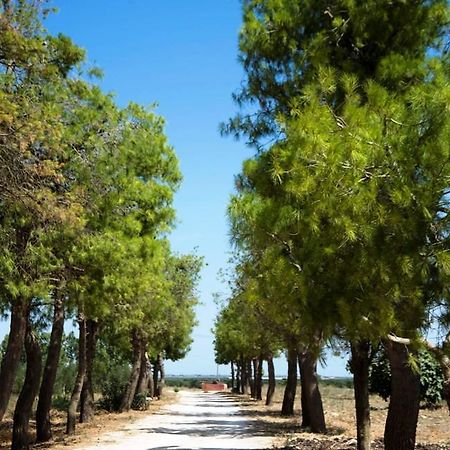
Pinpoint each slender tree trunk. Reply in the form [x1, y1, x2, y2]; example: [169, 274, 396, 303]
[0, 296, 28, 422]
[152, 358, 159, 398]
[298, 352, 310, 427]
[281, 347, 297, 416]
[120, 331, 143, 412]
[80, 320, 98, 423]
[243, 359, 250, 395]
[298, 349, 326, 433]
[136, 346, 150, 395]
[248, 359, 254, 397]
[158, 353, 165, 398]
[266, 356, 276, 406]
[147, 361, 155, 398]
[231, 361, 235, 391]
[36, 295, 65, 442]
[66, 316, 87, 435]
[251, 359, 257, 398]
[255, 356, 263, 400]
[350, 341, 371, 450]
[236, 361, 242, 393]
[383, 339, 420, 450]
[12, 323, 43, 450]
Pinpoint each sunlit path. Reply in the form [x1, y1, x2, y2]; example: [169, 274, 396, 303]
[75, 391, 276, 450]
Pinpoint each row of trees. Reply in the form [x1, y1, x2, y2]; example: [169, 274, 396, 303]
[0, 2, 201, 450]
[215, 1, 450, 450]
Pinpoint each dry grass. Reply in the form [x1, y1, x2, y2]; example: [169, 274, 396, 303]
[234, 383, 450, 448]
[0, 390, 177, 450]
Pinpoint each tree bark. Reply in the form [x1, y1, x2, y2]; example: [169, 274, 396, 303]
[152, 358, 159, 398]
[158, 353, 165, 398]
[236, 360, 242, 393]
[80, 320, 98, 423]
[66, 316, 87, 435]
[36, 294, 65, 442]
[12, 323, 43, 450]
[298, 349, 326, 433]
[136, 346, 150, 395]
[251, 359, 258, 398]
[281, 347, 297, 416]
[230, 361, 235, 391]
[350, 341, 371, 450]
[119, 331, 143, 412]
[242, 359, 250, 395]
[383, 339, 420, 450]
[248, 359, 255, 397]
[0, 296, 28, 422]
[255, 356, 263, 400]
[266, 356, 276, 406]
[298, 352, 311, 427]
[147, 361, 154, 398]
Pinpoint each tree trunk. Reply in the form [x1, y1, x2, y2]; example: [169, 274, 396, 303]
[266, 356, 276, 406]
[12, 323, 42, 450]
[298, 349, 326, 433]
[281, 347, 297, 416]
[66, 316, 87, 435]
[384, 339, 420, 450]
[248, 359, 255, 397]
[251, 359, 257, 398]
[236, 361, 242, 393]
[80, 320, 98, 423]
[152, 358, 159, 398]
[36, 295, 65, 442]
[231, 361, 235, 391]
[255, 356, 263, 400]
[147, 361, 155, 398]
[119, 331, 143, 412]
[136, 346, 150, 395]
[298, 352, 310, 427]
[242, 359, 250, 395]
[350, 341, 371, 450]
[158, 353, 165, 398]
[0, 296, 28, 422]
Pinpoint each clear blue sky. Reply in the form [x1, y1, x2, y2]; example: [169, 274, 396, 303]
[0, 0, 349, 377]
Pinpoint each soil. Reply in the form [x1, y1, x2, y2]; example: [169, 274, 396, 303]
[235, 384, 450, 450]
[0, 391, 177, 450]
[1, 385, 449, 449]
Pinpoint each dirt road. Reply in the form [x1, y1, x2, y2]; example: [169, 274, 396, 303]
[74, 390, 276, 450]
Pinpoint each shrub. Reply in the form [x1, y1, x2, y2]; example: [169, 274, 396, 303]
[52, 395, 70, 411]
[368, 346, 444, 407]
[131, 392, 150, 411]
[97, 378, 127, 412]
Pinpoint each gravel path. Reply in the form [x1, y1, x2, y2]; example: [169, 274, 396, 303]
[75, 390, 276, 450]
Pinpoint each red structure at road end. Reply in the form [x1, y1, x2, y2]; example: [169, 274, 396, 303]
[201, 381, 228, 392]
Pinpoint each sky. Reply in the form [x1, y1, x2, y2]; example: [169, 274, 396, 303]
[0, 0, 349, 377]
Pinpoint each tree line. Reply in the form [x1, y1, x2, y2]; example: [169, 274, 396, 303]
[0, 2, 201, 449]
[214, 1, 450, 450]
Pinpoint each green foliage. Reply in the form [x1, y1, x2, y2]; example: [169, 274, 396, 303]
[165, 377, 202, 389]
[51, 395, 70, 412]
[224, 0, 449, 146]
[319, 377, 353, 389]
[96, 365, 130, 413]
[131, 392, 150, 411]
[369, 346, 444, 407]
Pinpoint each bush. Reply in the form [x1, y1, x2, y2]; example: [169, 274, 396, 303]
[131, 392, 150, 411]
[52, 395, 70, 411]
[319, 377, 353, 389]
[165, 377, 202, 389]
[97, 378, 127, 412]
[369, 346, 444, 407]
